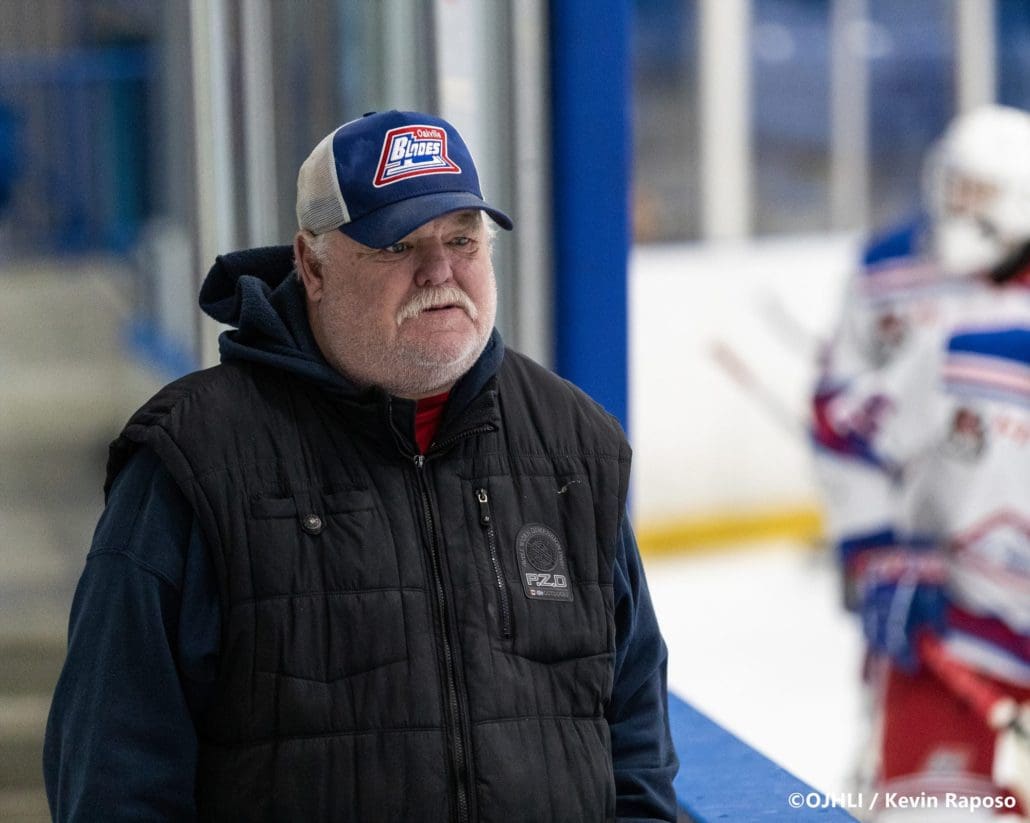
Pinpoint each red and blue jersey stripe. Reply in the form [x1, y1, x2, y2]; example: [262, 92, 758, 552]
[943, 327, 1030, 407]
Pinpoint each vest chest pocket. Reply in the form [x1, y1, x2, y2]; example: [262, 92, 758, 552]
[246, 486, 409, 682]
[467, 475, 612, 663]
[250, 487, 371, 520]
[247, 486, 400, 591]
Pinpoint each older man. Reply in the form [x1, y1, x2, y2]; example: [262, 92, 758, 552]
[44, 110, 678, 822]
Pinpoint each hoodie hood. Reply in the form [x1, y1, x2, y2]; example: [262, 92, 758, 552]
[199, 245, 346, 390]
[197, 244, 504, 406]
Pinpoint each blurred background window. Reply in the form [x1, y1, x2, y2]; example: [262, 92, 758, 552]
[866, 0, 953, 229]
[630, 0, 991, 243]
[751, 0, 831, 235]
[0, 0, 441, 372]
[632, 0, 699, 243]
[0, 1, 158, 255]
[998, 0, 1030, 110]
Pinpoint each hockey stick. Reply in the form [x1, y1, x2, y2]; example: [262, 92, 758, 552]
[917, 633, 1030, 809]
[754, 289, 823, 363]
[707, 340, 809, 439]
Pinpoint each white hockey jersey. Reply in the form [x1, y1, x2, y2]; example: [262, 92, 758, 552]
[820, 263, 1030, 686]
[812, 221, 958, 581]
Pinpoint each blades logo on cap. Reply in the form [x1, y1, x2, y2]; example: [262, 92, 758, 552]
[373, 125, 461, 187]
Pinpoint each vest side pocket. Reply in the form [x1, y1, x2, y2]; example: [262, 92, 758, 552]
[251, 589, 409, 682]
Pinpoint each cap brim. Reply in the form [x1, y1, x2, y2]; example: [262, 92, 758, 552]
[338, 191, 513, 249]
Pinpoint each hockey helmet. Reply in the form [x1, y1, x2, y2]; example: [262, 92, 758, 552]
[923, 104, 1030, 276]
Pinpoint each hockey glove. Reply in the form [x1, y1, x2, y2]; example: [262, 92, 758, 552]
[839, 529, 898, 612]
[857, 549, 949, 672]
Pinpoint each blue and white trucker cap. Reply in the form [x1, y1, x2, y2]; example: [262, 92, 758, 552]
[296, 110, 513, 248]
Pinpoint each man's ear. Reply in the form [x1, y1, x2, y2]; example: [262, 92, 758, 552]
[294, 231, 324, 302]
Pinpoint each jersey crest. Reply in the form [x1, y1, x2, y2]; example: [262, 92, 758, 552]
[373, 124, 461, 187]
[943, 406, 987, 461]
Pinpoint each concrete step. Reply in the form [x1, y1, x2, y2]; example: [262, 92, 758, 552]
[0, 261, 133, 363]
[0, 737, 45, 793]
[0, 439, 107, 511]
[0, 697, 49, 788]
[0, 259, 161, 818]
[0, 358, 162, 449]
[0, 258, 164, 449]
[0, 787, 50, 823]
[0, 638, 66, 697]
[0, 640, 64, 815]
[0, 444, 107, 644]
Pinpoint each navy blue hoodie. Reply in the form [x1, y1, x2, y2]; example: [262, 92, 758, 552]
[43, 247, 678, 821]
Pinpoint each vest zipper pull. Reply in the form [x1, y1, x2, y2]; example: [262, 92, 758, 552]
[413, 454, 425, 469]
[476, 487, 512, 639]
[475, 488, 491, 525]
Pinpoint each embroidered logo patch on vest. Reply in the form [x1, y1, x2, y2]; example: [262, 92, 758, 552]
[373, 125, 461, 187]
[515, 524, 573, 602]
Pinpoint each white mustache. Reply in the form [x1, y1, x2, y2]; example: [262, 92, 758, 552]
[396, 287, 478, 326]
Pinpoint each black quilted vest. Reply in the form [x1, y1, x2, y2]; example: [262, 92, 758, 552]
[106, 349, 629, 822]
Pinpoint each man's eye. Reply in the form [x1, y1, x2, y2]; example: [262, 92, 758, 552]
[383, 242, 409, 254]
[450, 236, 471, 247]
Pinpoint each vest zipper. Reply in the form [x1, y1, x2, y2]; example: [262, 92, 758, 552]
[413, 453, 472, 823]
[429, 423, 495, 455]
[475, 488, 513, 638]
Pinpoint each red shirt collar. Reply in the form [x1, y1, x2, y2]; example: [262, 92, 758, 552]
[414, 391, 450, 453]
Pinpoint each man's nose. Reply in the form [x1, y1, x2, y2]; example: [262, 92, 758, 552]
[413, 243, 453, 287]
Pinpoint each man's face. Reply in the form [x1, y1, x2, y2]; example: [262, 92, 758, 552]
[297, 210, 497, 398]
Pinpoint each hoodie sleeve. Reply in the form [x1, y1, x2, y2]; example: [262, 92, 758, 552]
[608, 514, 680, 822]
[43, 448, 220, 822]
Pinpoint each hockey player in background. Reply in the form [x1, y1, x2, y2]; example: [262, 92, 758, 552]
[812, 104, 1030, 819]
[811, 211, 940, 612]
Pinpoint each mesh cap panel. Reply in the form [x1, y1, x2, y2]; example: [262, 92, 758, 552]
[296, 131, 350, 235]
